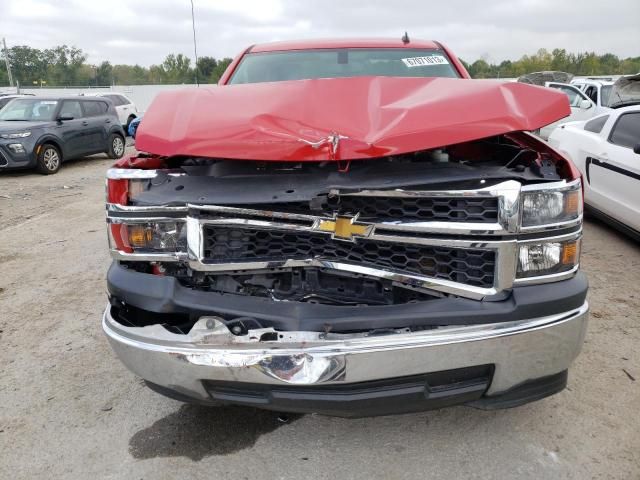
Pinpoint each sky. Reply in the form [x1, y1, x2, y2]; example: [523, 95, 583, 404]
[1, 0, 638, 66]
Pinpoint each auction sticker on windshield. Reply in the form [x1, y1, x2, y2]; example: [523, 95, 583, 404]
[402, 55, 449, 67]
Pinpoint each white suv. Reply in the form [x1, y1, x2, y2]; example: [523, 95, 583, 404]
[87, 93, 138, 130]
[570, 79, 615, 110]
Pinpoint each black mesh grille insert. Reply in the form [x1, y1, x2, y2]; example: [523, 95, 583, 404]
[230, 196, 499, 223]
[202, 227, 496, 288]
[333, 196, 499, 223]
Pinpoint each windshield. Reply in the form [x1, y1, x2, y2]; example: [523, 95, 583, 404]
[229, 48, 460, 84]
[0, 99, 59, 121]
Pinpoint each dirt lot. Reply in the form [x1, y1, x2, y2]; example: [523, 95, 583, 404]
[1, 152, 638, 480]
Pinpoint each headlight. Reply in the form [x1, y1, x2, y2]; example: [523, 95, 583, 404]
[517, 238, 580, 278]
[521, 182, 582, 228]
[1, 131, 31, 139]
[109, 221, 187, 254]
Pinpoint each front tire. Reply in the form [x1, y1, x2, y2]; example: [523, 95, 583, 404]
[108, 133, 125, 159]
[36, 144, 62, 175]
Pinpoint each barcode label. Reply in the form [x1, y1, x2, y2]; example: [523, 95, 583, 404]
[402, 55, 449, 67]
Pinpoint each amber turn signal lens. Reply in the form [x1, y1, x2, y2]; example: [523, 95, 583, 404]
[564, 189, 581, 216]
[561, 240, 579, 266]
[128, 225, 153, 247]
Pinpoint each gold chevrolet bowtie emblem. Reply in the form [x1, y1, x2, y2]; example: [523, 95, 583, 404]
[317, 216, 370, 241]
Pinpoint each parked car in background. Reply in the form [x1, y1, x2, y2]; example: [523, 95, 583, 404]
[549, 105, 640, 239]
[0, 96, 125, 174]
[518, 72, 599, 139]
[540, 82, 597, 139]
[0, 94, 32, 111]
[103, 38, 588, 417]
[85, 92, 139, 131]
[571, 79, 615, 110]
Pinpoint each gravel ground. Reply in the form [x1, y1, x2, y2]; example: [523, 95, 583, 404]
[0, 152, 638, 479]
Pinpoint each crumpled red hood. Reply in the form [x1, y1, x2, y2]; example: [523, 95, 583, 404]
[135, 76, 570, 161]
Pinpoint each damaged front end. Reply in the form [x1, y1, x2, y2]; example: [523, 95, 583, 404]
[103, 134, 589, 416]
[102, 76, 588, 416]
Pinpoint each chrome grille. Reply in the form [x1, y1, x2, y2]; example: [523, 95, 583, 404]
[202, 226, 497, 288]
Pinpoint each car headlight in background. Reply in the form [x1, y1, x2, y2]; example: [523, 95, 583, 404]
[109, 221, 187, 254]
[521, 181, 582, 228]
[1, 131, 31, 139]
[517, 237, 580, 279]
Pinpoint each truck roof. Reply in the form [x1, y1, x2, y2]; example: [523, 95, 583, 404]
[249, 38, 441, 53]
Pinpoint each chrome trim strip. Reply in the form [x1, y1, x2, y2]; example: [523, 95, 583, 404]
[104, 301, 589, 351]
[107, 204, 189, 213]
[516, 231, 582, 245]
[520, 178, 581, 192]
[189, 258, 500, 299]
[107, 168, 159, 179]
[188, 204, 319, 222]
[519, 216, 583, 232]
[514, 265, 581, 286]
[109, 250, 185, 262]
[340, 180, 519, 198]
[106, 168, 185, 179]
[107, 216, 185, 224]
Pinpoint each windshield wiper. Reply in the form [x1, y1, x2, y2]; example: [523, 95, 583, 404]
[1, 119, 29, 121]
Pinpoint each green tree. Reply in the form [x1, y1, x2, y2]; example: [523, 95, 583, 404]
[210, 57, 233, 83]
[7, 46, 47, 86]
[43, 45, 87, 86]
[469, 59, 491, 78]
[197, 56, 218, 80]
[161, 53, 193, 83]
[96, 61, 113, 85]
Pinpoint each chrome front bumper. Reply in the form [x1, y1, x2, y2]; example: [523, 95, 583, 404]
[103, 302, 588, 405]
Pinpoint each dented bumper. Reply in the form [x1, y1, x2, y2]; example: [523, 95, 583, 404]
[103, 301, 588, 416]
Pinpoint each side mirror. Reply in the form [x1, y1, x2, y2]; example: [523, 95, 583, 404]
[57, 115, 74, 122]
[579, 99, 592, 110]
[633, 144, 640, 155]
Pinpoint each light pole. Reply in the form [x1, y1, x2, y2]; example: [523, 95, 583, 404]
[190, 0, 199, 86]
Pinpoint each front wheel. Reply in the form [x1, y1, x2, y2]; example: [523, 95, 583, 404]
[36, 144, 62, 174]
[108, 134, 125, 159]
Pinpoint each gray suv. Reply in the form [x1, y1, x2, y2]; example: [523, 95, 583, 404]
[0, 97, 126, 174]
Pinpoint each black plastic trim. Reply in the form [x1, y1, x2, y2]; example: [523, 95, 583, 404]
[143, 368, 568, 417]
[147, 366, 493, 417]
[468, 370, 568, 410]
[107, 262, 588, 332]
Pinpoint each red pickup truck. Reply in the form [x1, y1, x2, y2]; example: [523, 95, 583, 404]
[103, 38, 588, 417]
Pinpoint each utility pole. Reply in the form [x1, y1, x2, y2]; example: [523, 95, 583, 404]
[2, 38, 14, 87]
[190, 0, 199, 86]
